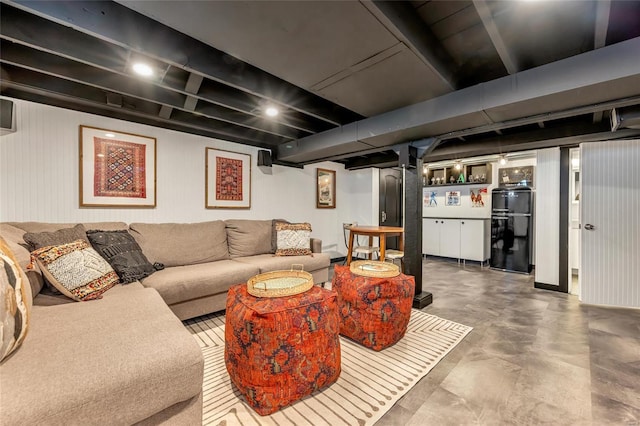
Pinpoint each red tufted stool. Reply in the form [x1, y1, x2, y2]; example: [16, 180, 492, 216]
[332, 264, 415, 351]
[224, 283, 341, 415]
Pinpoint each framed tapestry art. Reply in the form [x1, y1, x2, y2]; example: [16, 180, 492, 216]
[316, 168, 336, 209]
[206, 148, 251, 209]
[80, 126, 156, 208]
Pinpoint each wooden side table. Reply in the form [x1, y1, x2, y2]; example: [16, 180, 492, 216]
[346, 225, 404, 265]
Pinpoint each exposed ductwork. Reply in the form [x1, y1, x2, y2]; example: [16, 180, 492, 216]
[611, 106, 640, 131]
[276, 37, 640, 164]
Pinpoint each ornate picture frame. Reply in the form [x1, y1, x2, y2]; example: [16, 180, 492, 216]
[79, 125, 156, 208]
[316, 168, 336, 209]
[206, 147, 251, 209]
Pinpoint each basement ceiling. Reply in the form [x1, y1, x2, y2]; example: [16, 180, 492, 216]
[1, 0, 640, 168]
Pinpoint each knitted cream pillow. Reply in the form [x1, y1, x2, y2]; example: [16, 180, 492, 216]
[275, 223, 312, 256]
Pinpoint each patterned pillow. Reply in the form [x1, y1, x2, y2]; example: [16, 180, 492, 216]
[1, 236, 31, 362]
[275, 222, 312, 256]
[31, 240, 118, 301]
[86, 230, 155, 284]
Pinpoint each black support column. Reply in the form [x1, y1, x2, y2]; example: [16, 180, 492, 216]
[400, 150, 432, 308]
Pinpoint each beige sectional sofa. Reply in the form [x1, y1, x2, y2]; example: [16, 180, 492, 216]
[0, 219, 329, 425]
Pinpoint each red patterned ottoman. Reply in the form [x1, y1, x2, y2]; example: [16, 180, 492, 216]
[332, 264, 415, 351]
[224, 283, 341, 415]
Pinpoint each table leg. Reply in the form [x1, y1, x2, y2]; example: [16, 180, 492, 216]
[368, 236, 373, 260]
[379, 233, 386, 262]
[347, 231, 355, 265]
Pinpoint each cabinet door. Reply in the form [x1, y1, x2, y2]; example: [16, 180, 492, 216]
[460, 220, 486, 261]
[439, 219, 461, 259]
[422, 219, 440, 255]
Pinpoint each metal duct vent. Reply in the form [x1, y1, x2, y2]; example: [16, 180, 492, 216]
[611, 106, 640, 131]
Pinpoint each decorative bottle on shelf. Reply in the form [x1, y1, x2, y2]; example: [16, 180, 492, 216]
[450, 176, 455, 184]
[431, 177, 435, 185]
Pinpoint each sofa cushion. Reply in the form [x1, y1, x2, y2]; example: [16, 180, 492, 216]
[129, 221, 229, 267]
[275, 222, 312, 256]
[0, 224, 43, 297]
[23, 223, 88, 250]
[86, 230, 155, 284]
[225, 219, 272, 258]
[0, 236, 31, 362]
[31, 240, 119, 301]
[233, 253, 330, 275]
[0, 287, 203, 425]
[140, 260, 260, 306]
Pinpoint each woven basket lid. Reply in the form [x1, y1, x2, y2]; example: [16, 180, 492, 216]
[350, 260, 400, 278]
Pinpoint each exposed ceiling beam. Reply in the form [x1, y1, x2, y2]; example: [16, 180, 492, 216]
[0, 4, 333, 135]
[473, 0, 518, 74]
[594, 0, 611, 49]
[5, 0, 363, 126]
[0, 66, 289, 147]
[0, 85, 282, 148]
[362, 0, 457, 90]
[424, 123, 640, 163]
[0, 43, 303, 140]
[277, 37, 640, 163]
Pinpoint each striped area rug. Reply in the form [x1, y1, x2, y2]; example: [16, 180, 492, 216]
[184, 310, 472, 425]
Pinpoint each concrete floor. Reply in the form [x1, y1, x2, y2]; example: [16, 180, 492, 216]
[356, 257, 640, 426]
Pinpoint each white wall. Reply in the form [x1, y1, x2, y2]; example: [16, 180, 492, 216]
[0, 98, 375, 255]
[534, 148, 560, 286]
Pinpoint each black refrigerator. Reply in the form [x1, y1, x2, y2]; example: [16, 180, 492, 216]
[490, 187, 533, 273]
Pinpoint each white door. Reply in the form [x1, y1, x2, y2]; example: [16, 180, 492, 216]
[580, 140, 640, 308]
[460, 219, 485, 262]
[439, 219, 461, 259]
[423, 218, 440, 256]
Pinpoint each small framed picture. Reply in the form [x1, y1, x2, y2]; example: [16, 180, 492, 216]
[206, 147, 251, 209]
[446, 191, 461, 206]
[316, 168, 336, 209]
[79, 125, 156, 208]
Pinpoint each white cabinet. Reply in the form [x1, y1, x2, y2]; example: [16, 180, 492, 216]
[422, 218, 440, 256]
[439, 219, 461, 259]
[422, 218, 460, 258]
[460, 219, 490, 262]
[423, 218, 489, 262]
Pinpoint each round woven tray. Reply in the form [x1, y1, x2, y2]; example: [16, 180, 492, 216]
[350, 260, 400, 278]
[247, 265, 314, 298]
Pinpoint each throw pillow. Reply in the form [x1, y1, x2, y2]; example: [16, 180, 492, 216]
[30, 240, 118, 302]
[23, 224, 89, 250]
[271, 219, 289, 253]
[86, 230, 155, 284]
[0, 236, 31, 362]
[275, 222, 312, 256]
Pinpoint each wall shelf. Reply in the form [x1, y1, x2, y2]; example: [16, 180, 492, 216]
[423, 162, 492, 187]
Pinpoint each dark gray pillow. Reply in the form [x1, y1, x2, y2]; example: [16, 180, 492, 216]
[86, 229, 155, 284]
[23, 224, 88, 250]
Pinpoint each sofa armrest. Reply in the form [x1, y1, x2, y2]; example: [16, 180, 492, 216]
[310, 238, 322, 253]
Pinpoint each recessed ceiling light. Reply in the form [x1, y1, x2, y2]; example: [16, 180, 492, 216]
[265, 106, 279, 117]
[132, 63, 153, 77]
[105, 133, 116, 138]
